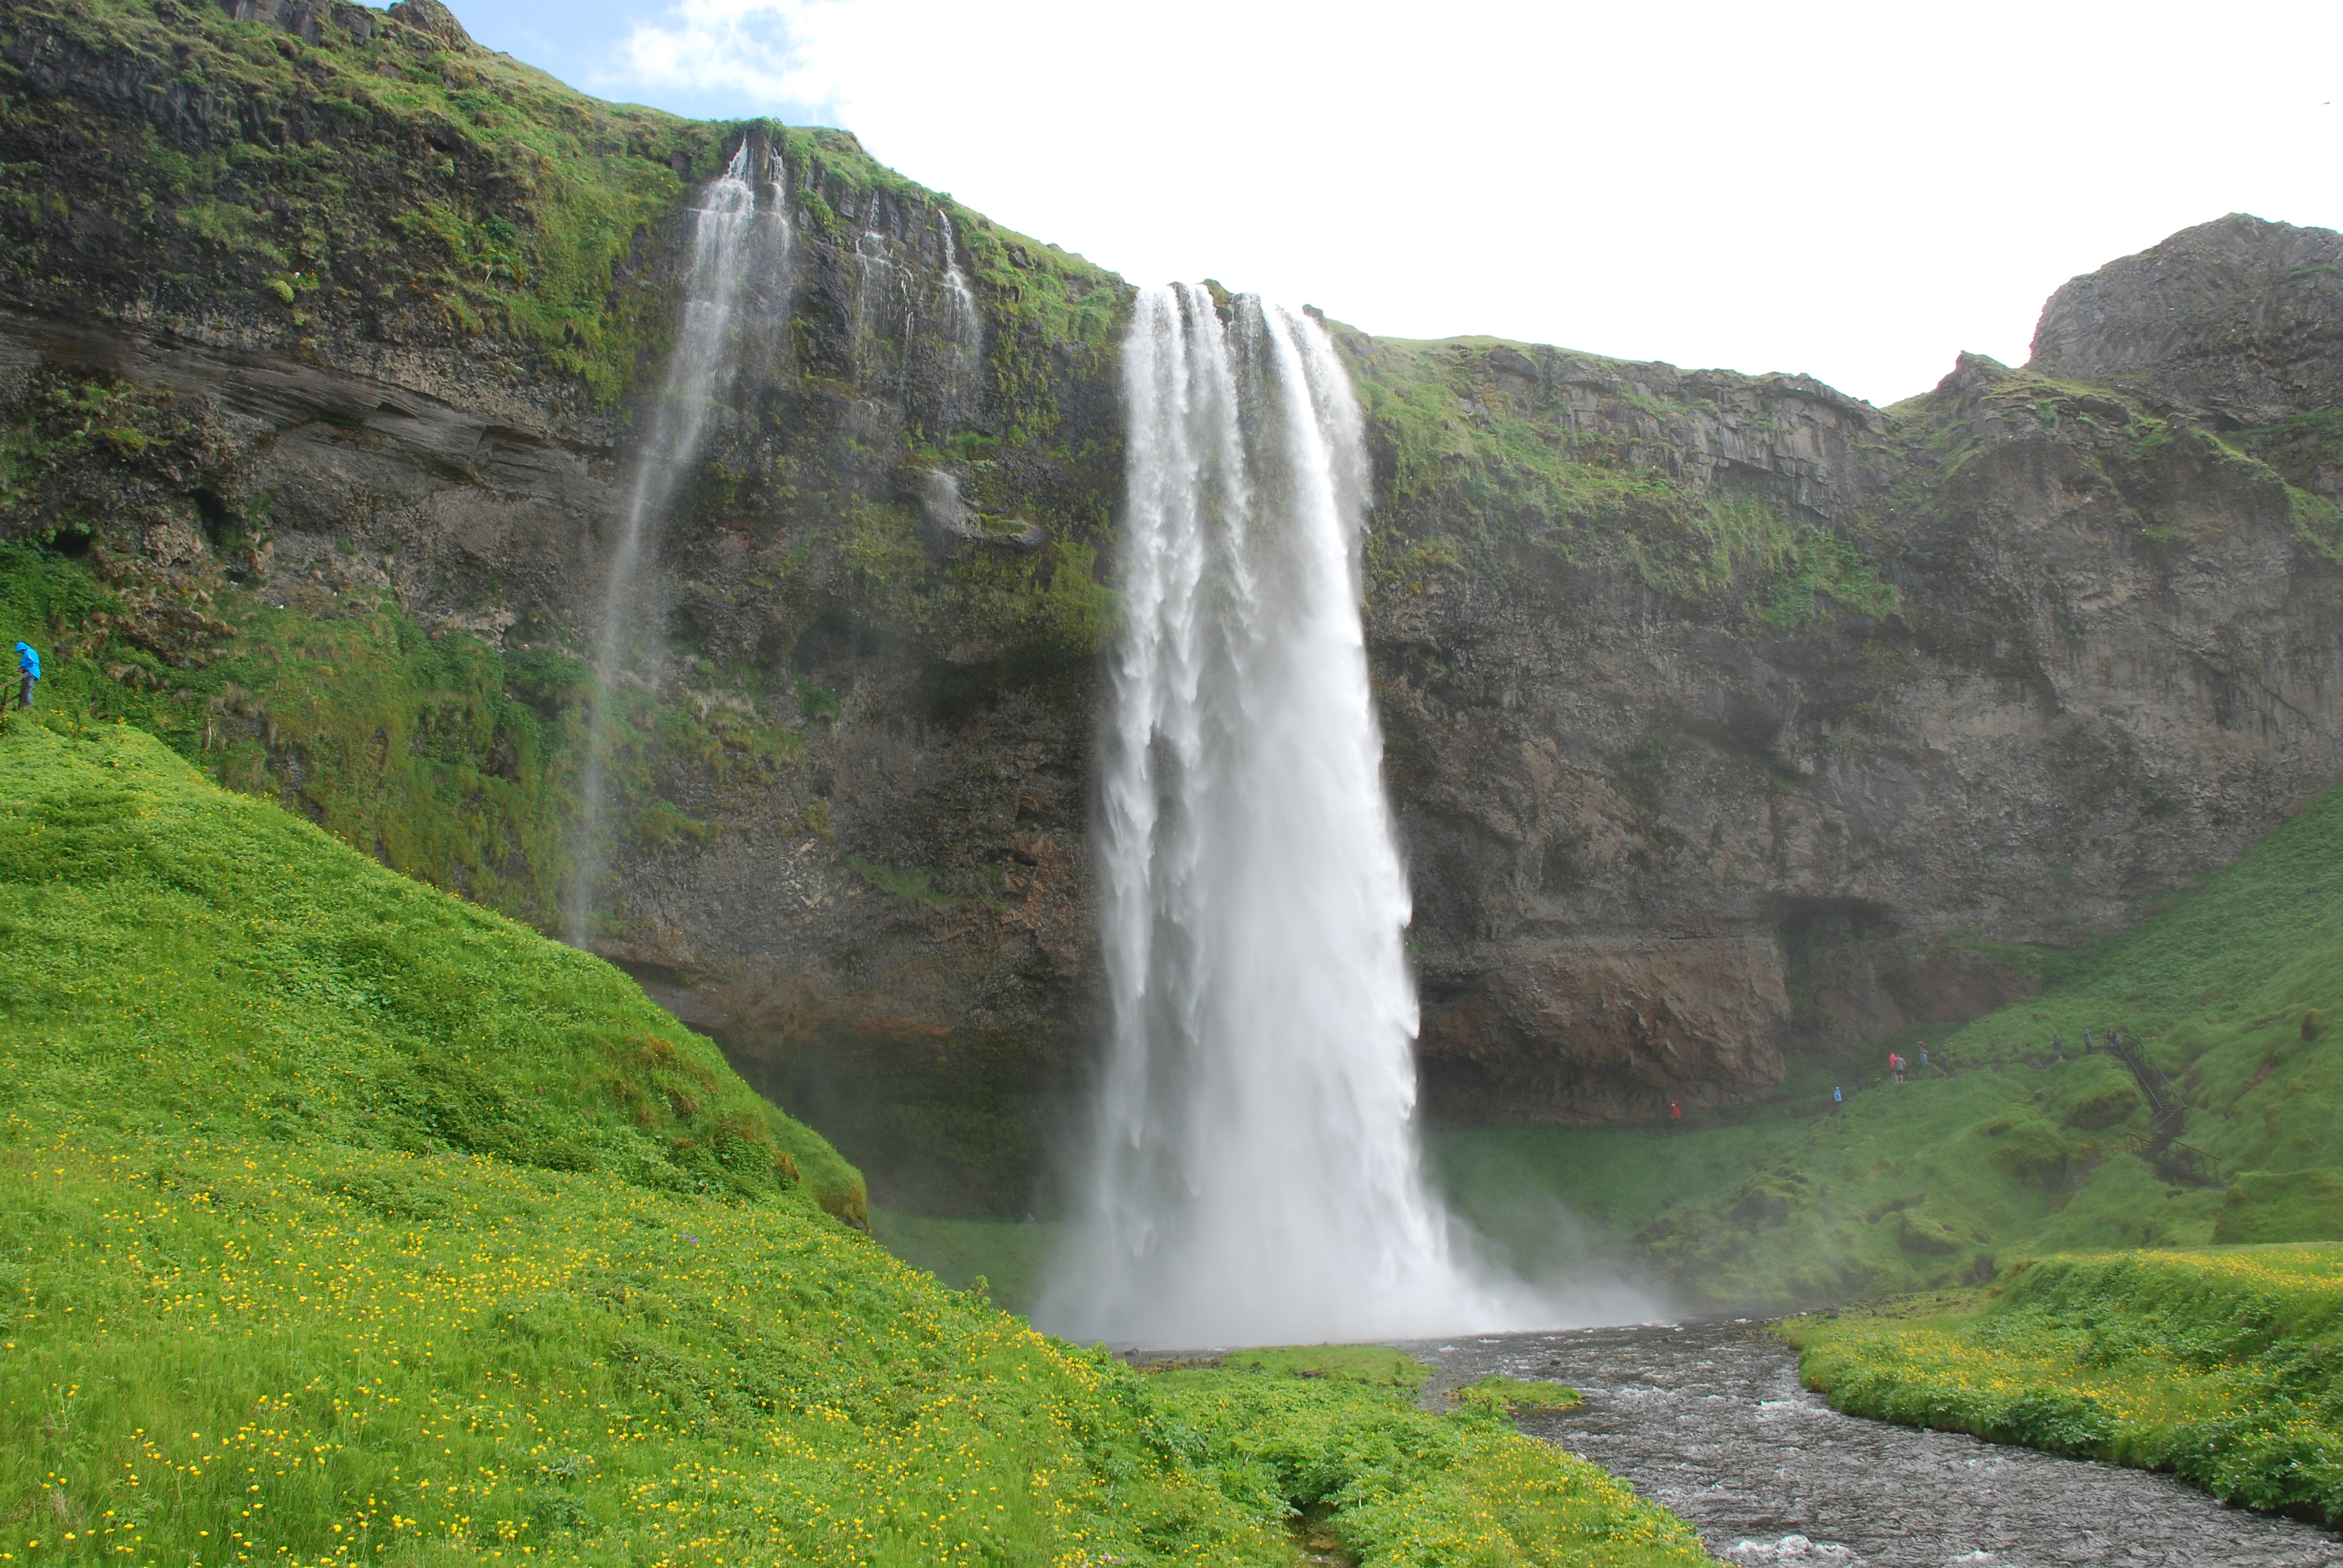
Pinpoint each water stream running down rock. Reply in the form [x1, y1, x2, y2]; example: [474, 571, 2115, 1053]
[1411, 1321, 2342, 1568]
[936, 211, 981, 419]
[1041, 284, 1609, 1346]
[563, 138, 791, 947]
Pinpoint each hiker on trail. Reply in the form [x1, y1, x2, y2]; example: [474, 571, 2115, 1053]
[10, 642, 36, 712]
[1919, 1047, 1930, 1071]
[1833, 1085, 1843, 1105]
[1669, 1099, 1683, 1126]
[2082, 1028, 2092, 1054]
[1890, 1051, 1906, 1082]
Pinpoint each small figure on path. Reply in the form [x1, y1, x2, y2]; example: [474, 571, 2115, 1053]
[1668, 1099, 1682, 1128]
[1919, 1047, 1930, 1071]
[2082, 1028, 2092, 1054]
[1833, 1085, 1843, 1104]
[10, 642, 36, 712]
[1890, 1051, 1906, 1083]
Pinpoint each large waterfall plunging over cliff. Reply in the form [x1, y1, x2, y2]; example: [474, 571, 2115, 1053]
[564, 141, 791, 947]
[1042, 285, 1529, 1346]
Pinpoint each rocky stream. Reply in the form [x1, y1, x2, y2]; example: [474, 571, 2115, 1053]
[1408, 1321, 2342, 1567]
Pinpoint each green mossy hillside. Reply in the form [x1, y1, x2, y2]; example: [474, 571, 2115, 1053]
[0, 716, 861, 1220]
[1789, 1246, 2343, 1522]
[0, 716, 1710, 1567]
[1430, 778, 2343, 1312]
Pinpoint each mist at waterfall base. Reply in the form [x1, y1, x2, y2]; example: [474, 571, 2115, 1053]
[1040, 285, 1653, 1348]
[563, 141, 790, 947]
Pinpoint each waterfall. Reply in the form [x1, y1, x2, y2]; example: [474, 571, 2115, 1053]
[937, 212, 982, 419]
[849, 206, 983, 426]
[852, 227, 896, 371]
[563, 139, 791, 949]
[1041, 286, 1536, 1347]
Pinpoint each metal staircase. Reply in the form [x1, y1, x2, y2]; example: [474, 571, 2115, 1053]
[2103, 1030, 2222, 1188]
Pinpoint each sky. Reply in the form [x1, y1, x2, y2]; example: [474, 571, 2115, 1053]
[442, 0, 2342, 408]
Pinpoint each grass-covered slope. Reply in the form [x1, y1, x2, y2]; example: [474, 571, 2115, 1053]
[0, 716, 1708, 1567]
[0, 713, 860, 1220]
[1429, 779, 2343, 1312]
[1788, 1246, 2343, 1523]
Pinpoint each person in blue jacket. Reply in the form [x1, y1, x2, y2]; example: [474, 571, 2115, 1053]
[11, 642, 36, 712]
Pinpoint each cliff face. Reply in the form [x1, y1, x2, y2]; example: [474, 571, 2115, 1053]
[4, 0, 2339, 1209]
[1365, 327, 2343, 1122]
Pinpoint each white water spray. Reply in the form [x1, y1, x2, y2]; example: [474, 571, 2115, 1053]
[565, 140, 791, 947]
[1043, 286, 1579, 1347]
[937, 212, 982, 417]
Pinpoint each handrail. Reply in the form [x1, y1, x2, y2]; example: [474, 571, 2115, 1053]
[2105, 1030, 2186, 1135]
[2102, 1030, 2221, 1186]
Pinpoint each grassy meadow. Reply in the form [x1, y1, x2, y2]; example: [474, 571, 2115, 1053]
[0, 716, 1708, 1567]
[1788, 1246, 2343, 1523]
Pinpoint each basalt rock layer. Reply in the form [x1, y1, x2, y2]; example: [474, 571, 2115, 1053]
[4, 0, 2340, 1209]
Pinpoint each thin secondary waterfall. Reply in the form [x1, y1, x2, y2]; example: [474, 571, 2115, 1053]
[937, 212, 981, 417]
[1043, 285, 1528, 1347]
[564, 140, 791, 947]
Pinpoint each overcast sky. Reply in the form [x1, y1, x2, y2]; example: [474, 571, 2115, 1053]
[447, 0, 2341, 407]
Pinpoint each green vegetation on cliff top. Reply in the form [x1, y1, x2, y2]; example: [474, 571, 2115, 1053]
[0, 0, 1122, 410]
[0, 717, 1709, 1567]
[1, 0, 723, 397]
[1350, 335, 1902, 633]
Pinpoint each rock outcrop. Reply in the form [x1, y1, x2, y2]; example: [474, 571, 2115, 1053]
[4, 1, 2340, 1203]
[2028, 214, 2343, 426]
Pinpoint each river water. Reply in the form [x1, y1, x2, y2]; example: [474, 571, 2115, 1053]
[1405, 1320, 2341, 1567]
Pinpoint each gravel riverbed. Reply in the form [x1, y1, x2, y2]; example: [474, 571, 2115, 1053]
[1403, 1319, 2341, 1568]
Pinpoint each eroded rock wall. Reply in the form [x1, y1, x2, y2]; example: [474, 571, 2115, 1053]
[1369, 248, 2343, 1121]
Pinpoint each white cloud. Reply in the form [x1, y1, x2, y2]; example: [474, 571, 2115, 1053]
[600, 0, 833, 117]
[589, 0, 2343, 404]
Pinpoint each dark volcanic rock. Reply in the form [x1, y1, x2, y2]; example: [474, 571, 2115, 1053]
[2028, 212, 2343, 426]
[1379, 336, 2343, 1122]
